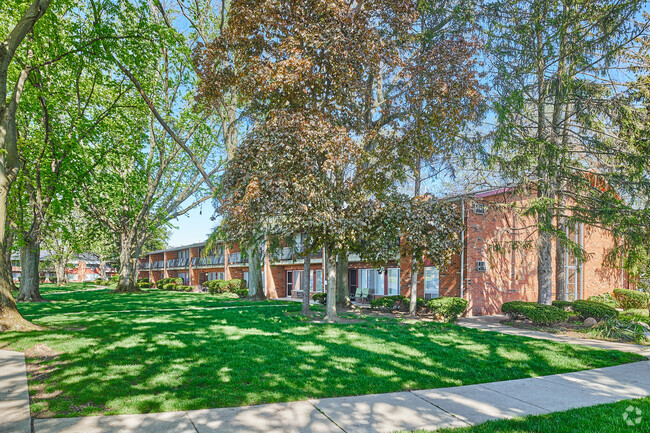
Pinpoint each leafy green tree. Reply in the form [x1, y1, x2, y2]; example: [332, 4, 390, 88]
[0, 0, 51, 330]
[484, 0, 648, 304]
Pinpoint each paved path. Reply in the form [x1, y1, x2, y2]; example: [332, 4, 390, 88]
[457, 314, 650, 358]
[0, 350, 31, 433]
[2, 347, 649, 433]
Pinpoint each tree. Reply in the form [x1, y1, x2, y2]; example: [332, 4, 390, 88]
[197, 0, 482, 319]
[484, 0, 648, 304]
[0, 0, 51, 331]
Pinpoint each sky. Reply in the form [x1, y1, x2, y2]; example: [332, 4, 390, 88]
[167, 203, 218, 248]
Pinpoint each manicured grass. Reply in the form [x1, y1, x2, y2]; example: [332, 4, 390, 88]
[12, 281, 108, 297]
[406, 396, 650, 432]
[0, 290, 642, 418]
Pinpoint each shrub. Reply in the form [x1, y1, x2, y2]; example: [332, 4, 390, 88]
[137, 277, 149, 283]
[427, 297, 468, 322]
[416, 297, 427, 310]
[501, 301, 569, 325]
[312, 293, 327, 304]
[111, 275, 119, 283]
[156, 277, 182, 288]
[587, 292, 616, 307]
[96, 280, 113, 286]
[572, 300, 618, 320]
[370, 297, 398, 310]
[137, 282, 152, 289]
[612, 288, 650, 310]
[234, 288, 248, 298]
[551, 300, 573, 311]
[203, 279, 247, 295]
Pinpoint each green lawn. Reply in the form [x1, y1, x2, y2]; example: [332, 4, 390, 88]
[407, 396, 650, 432]
[0, 289, 643, 418]
[12, 281, 108, 296]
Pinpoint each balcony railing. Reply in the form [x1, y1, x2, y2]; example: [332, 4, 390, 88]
[151, 260, 165, 270]
[139, 262, 150, 270]
[228, 252, 248, 264]
[166, 258, 190, 269]
[190, 256, 224, 267]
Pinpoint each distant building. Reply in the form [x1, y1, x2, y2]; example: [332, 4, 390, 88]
[11, 252, 116, 283]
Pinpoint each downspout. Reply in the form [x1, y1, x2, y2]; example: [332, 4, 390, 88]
[460, 199, 465, 299]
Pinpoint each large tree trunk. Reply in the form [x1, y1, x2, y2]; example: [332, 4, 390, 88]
[324, 243, 338, 322]
[99, 255, 107, 281]
[336, 252, 350, 309]
[16, 238, 45, 302]
[115, 233, 139, 292]
[409, 156, 422, 316]
[301, 250, 311, 316]
[247, 244, 266, 300]
[0, 185, 38, 330]
[4, 230, 18, 292]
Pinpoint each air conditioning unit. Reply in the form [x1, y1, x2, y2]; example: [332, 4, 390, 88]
[473, 203, 486, 215]
[476, 261, 487, 272]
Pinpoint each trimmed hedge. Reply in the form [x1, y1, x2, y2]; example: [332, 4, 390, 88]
[312, 293, 327, 304]
[234, 288, 248, 298]
[370, 295, 408, 311]
[501, 301, 569, 325]
[202, 279, 246, 295]
[137, 277, 149, 283]
[551, 300, 573, 311]
[155, 277, 182, 288]
[612, 288, 650, 310]
[95, 280, 113, 286]
[137, 282, 152, 289]
[427, 297, 468, 322]
[161, 283, 193, 292]
[587, 292, 616, 307]
[572, 300, 618, 320]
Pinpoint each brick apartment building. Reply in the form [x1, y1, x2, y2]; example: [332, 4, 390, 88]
[138, 188, 631, 315]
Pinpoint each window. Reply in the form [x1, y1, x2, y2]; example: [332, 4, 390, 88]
[178, 249, 189, 259]
[207, 272, 217, 281]
[473, 202, 485, 215]
[564, 223, 583, 300]
[312, 270, 323, 292]
[286, 271, 293, 295]
[217, 272, 225, 280]
[359, 269, 384, 296]
[387, 268, 400, 295]
[424, 267, 439, 299]
[243, 271, 249, 287]
[178, 272, 189, 285]
[476, 261, 487, 272]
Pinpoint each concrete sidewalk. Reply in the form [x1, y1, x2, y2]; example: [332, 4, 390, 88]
[0, 350, 31, 433]
[457, 314, 650, 358]
[1, 346, 646, 433]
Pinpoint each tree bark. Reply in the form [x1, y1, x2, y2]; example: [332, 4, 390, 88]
[336, 252, 350, 309]
[247, 244, 266, 300]
[301, 249, 311, 316]
[99, 255, 107, 281]
[324, 243, 338, 322]
[55, 258, 66, 286]
[16, 237, 45, 302]
[409, 155, 422, 316]
[115, 233, 140, 292]
[556, 190, 567, 301]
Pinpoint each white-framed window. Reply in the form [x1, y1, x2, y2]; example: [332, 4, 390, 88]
[473, 202, 486, 215]
[217, 272, 225, 280]
[243, 271, 249, 287]
[312, 269, 323, 292]
[178, 249, 189, 259]
[207, 272, 217, 281]
[424, 267, 440, 299]
[387, 268, 400, 295]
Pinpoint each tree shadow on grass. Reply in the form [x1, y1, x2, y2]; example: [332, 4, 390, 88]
[0, 291, 643, 419]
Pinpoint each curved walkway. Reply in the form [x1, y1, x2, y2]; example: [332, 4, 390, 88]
[457, 314, 650, 358]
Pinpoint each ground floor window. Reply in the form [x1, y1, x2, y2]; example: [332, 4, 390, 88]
[359, 268, 384, 296]
[564, 223, 583, 301]
[243, 271, 249, 287]
[286, 269, 323, 295]
[207, 272, 216, 280]
[424, 267, 439, 299]
[217, 272, 225, 280]
[387, 268, 400, 295]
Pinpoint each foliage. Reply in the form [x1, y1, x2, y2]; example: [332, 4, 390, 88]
[612, 288, 650, 310]
[161, 283, 193, 292]
[203, 279, 246, 295]
[571, 300, 619, 321]
[501, 301, 569, 325]
[137, 278, 149, 284]
[370, 295, 408, 311]
[551, 300, 574, 311]
[136, 282, 152, 289]
[427, 297, 468, 322]
[155, 278, 183, 288]
[312, 293, 327, 305]
[586, 318, 647, 343]
[587, 293, 616, 308]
